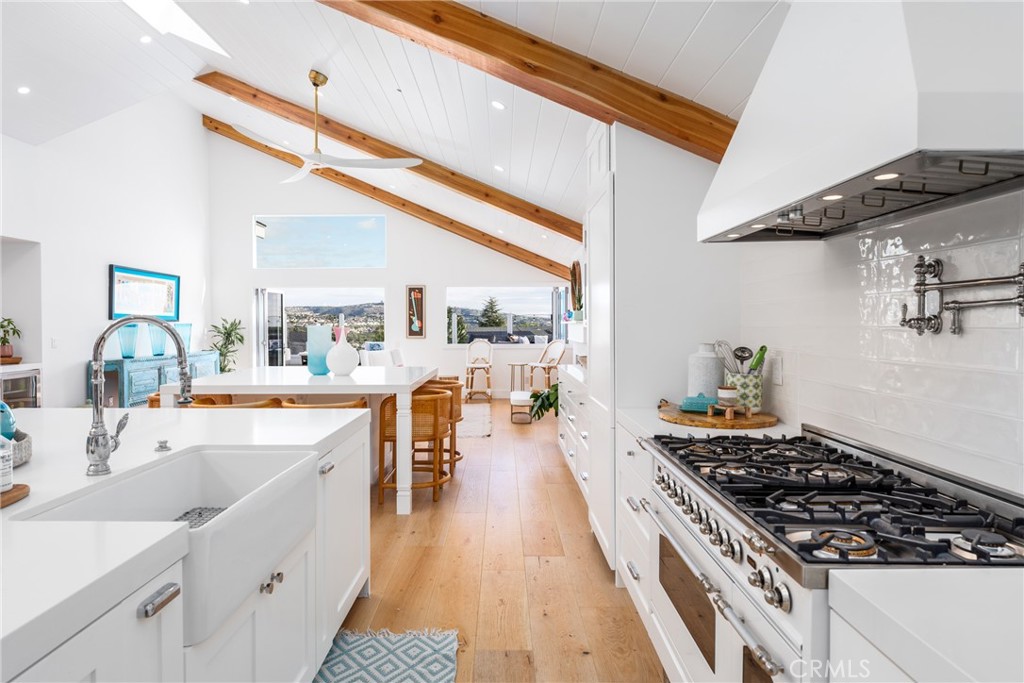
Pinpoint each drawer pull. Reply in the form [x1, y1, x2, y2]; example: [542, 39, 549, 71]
[559, 432, 565, 441]
[568, 449, 575, 458]
[580, 431, 589, 440]
[580, 471, 589, 481]
[568, 415, 576, 422]
[626, 561, 640, 581]
[137, 583, 181, 618]
[626, 449, 636, 457]
[626, 496, 640, 512]
[319, 461, 335, 476]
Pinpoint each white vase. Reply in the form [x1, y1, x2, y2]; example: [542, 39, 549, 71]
[326, 336, 359, 376]
[687, 342, 721, 397]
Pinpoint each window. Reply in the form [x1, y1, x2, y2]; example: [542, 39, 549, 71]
[446, 286, 564, 344]
[260, 288, 385, 366]
[254, 215, 386, 269]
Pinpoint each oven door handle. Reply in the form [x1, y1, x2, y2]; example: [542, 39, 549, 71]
[640, 497, 717, 594]
[712, 593, 785, 677]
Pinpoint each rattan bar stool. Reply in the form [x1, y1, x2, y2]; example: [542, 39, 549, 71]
[464, 339, 493, 401]
[187, 397, 283, 409]
[378, 389, 453, 503]
[421, 379, 464, 475]
[281, 397, 369, 409]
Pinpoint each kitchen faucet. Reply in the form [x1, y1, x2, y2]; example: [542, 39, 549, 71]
[87, 315, 193, 475]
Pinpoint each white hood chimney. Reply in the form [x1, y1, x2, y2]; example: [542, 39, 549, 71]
[698, 1, 1024, 242]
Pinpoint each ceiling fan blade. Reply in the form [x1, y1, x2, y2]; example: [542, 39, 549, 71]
[281, 163, 314, 184]
[233, 125, 296, 155]
[315, 153, 423, 170]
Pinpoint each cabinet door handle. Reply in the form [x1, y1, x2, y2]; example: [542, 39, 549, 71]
[626, 496, 639, 512]
[626, 561, 640, 581]
[271, 571, 284, 584]
[580, 431, 589, 440]
[580, 472, 589, 481]
[568, 449, 575, 458]
[626, 450, 636, 457]
[319, 461, 335, 476]
[568, 415, 576, 422]
[259, 582, 275, 595]
[559, 432, 565, 441]
[137, 583, 181, 618]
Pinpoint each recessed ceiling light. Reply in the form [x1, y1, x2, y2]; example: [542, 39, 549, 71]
[239, 0, 249, 4]
[282, 140, 289, 146]
[497, 229, 504, 234]
[541, 234, 548, 239]
[822, 194, 843, 201]
[139, 35, 152, 44]
[16, 86, 30, 95]
[727, 234, 742, 238]
[229, 96, 238, 102]
[388, 184, 396, 190]
[873, 172, 900, 181]
[493, 165, 504, 172]
[491, 100, 505, 111]
[751, 223, 766, 228]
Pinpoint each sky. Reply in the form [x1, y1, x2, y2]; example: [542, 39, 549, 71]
[281, 287, 386, 307]
[447, 286, 555, 315]
[255, 215, 385, 268]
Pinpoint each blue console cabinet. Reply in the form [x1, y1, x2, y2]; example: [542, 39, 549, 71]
[85, 351, 220, 407]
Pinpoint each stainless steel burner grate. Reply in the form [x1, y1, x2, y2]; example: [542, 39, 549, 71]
[174, 507, 226, 529]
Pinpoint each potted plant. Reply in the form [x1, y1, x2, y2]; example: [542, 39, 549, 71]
[208, 318, 245, 373]
[530, 383, 559, 421]
[0, 317, 21, 358]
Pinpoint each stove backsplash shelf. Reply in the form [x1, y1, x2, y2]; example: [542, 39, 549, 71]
[899, 255, 1024, 335]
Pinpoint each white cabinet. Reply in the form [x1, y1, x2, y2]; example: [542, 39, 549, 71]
[829, 612, 911, 682]
[15, 563, 184, 683]
[317, 432, 370, 664]
[184, 531, 316, 683]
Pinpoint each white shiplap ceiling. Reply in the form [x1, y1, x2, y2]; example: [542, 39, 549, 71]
[1, 0, 786, 268]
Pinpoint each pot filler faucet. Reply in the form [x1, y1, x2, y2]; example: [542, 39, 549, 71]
[87, 315, 193, 476]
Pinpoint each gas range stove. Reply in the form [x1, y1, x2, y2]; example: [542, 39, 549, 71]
[652, 431, 1024, 569]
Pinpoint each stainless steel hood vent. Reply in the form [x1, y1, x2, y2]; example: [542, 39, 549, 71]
[697, 1, 1024, 243]
[720, 151, 1024, 242]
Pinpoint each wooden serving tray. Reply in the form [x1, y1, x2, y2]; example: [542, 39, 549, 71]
[0, 357, 23, 365]
[658, 403, 778, 430]
[1, 484, 30, 508]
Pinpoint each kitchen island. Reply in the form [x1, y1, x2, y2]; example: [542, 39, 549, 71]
[1, 407, 370, 682]
[160, 365, 437, 515]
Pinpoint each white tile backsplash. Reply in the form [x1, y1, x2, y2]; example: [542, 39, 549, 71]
[742, 190, 1024, 495]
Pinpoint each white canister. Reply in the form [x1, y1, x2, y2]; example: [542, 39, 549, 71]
[687, 342, 722, 397]
[0, 436, 13, 493]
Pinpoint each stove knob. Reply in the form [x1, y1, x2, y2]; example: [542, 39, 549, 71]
[717, 529, 732, 552]
[696, 509, 709, 529]
[758, 567, 774, 591]
[660, 477, 672, 492]
[689, 501, 702, 523]
[699, 517, 717, 536]
[708, 522, 722, 545]
[764, 584, 792, 613]
[747, 570, 764, 588]
[667, 485, 679, 500]
[728, 540, 743, 563]
[680, 492, 693, 514]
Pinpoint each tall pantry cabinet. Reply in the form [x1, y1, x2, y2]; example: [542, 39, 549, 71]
[580, 122, 740, 572]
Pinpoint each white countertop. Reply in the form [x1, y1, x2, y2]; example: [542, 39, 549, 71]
[830, 568, 1024, 682]
[171, 365, 437, 394]
[0, 362, 41, 376]
[615, 405, 797, 440]
[1, 407, 369, 680]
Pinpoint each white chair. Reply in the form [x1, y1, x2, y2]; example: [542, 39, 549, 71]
[527, 339, 567, 389]
[464, 339, 492, 401]
[359, 349, 393, 367]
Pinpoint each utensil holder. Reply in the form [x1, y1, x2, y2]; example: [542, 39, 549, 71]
[725, 372, 763, 414]
[12, 429, 32, 468]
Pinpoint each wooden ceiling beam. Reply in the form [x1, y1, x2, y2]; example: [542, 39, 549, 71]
[317, 0, 736, 162]
[202, 115, 569, 280]
[195, 71, 582, 242]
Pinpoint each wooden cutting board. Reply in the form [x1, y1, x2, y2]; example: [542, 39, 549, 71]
[658, 404, 779, 430]
[1, 484, 30, 508]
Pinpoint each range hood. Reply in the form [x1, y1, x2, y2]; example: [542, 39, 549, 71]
[698, 1, 1024, 242]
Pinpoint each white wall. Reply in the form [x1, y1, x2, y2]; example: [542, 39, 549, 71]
[0, 94, 211, 406]
[1, 237, 43, 363]
[206, 134, 565, 396]
[740, 190, 1024, 495]
[612, 124, 741, 407]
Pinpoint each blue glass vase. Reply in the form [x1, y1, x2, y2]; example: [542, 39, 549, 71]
[173, 323, 192, 353]
[117, 324, 139, 359]
[306, 325, 331, 376]
[149, 324, 167, 356]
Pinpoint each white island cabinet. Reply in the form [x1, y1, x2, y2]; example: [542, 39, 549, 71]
[14, 563, 185, 683]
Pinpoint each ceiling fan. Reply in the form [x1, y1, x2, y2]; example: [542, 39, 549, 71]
[236, 69, 422, 184]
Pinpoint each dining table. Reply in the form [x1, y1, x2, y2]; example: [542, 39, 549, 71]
[158, 365, 438, 514]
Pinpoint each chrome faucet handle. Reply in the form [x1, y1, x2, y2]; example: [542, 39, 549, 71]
[110, 414, 130, 453]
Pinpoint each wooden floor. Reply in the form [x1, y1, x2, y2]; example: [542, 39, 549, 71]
[342, 400, 663, 682]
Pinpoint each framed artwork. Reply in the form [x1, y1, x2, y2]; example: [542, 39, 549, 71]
[109, 265, 180, 321]
[406, 285, 425, 338]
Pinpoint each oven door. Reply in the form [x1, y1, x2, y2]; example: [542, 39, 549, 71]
[643, 494, 794, 682]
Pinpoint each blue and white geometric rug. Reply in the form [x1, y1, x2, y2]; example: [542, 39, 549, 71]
[314, 629, 459, 683]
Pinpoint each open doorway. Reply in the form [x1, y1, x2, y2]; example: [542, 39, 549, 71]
[255, 287, 386, 366]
